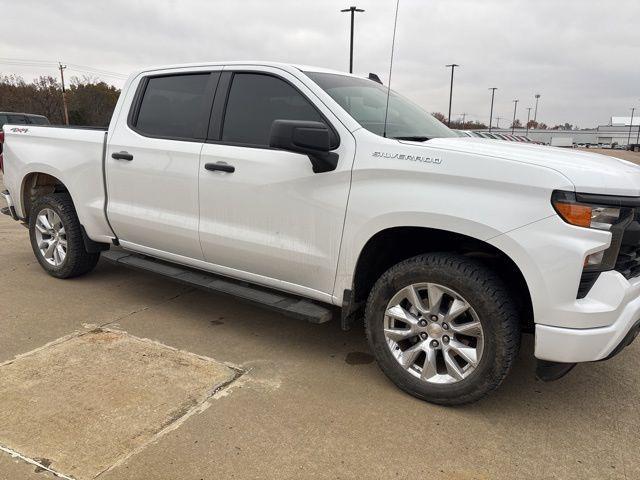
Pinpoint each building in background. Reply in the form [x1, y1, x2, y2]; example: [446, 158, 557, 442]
[610, 117, 640, 126]
[483, 115, 640, 146]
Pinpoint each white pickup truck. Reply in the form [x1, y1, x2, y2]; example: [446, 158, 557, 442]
[2, 62, 640, 405]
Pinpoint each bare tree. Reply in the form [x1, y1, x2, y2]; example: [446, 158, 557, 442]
[0, 74, 120, 126]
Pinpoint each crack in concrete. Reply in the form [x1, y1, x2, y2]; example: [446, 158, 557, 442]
[98, 287, 196, 329]
[91, 353, 245, 480]
[0, 328, 245, 480]
[0, 444, 76, 480]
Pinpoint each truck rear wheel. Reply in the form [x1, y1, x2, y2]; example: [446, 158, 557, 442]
[365, 253, 520, 405]
[29, 193, 101, 278]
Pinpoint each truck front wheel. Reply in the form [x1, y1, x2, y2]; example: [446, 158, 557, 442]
[365, 253, 520, 405]
[29, 193, 101, 278]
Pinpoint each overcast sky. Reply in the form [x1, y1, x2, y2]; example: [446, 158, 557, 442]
[2, 0, 639, 128]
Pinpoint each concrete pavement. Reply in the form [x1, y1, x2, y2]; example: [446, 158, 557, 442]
[1, 170, 639, 479]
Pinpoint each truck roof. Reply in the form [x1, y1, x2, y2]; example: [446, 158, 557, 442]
[133, 61, 356, 78]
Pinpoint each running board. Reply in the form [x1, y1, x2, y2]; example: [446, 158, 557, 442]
[101, 250, 334, 324]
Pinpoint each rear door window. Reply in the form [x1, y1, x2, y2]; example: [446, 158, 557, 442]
[134, 74, 212, 140]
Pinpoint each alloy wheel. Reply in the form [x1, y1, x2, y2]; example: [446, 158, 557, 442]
[34, 208, 67, 267]
[383, 283, 484, 384]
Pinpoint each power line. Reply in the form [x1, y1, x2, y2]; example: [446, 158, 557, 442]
[65, 63, 128, 78]
[0, 58, 127, 79]
[0, 58, 56, 66]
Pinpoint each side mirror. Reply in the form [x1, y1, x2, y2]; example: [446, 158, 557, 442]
[269, 120, 339, 173]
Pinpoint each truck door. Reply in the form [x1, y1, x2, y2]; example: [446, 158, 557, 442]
[198, 68, 355, 300]
[106, 71, 219, 259]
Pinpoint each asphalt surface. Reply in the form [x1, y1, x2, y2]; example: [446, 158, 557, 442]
[578, 147, 640, 164]
[1, 157, 639, 479]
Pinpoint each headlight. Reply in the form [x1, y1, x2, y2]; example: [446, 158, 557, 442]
[552, 192, 621, 230]
[551, 190, 634, 272]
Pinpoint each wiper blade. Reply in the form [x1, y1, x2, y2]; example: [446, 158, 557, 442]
[391, 136, 431, 142]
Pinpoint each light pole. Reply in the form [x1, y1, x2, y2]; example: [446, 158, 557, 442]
[488, 87, 497, 132]
[445, 64, 459, 127]
[526, 107, 532, 138]
[628, 107, 636, 146]
[341, 6, 365, 74]
[534, 94, 541, 123]
[495, 116, 503, 129]
[511, 99, 519, 135]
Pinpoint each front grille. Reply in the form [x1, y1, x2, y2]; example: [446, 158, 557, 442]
[616, 245, 640, 279]
[615, 211, 640, 280]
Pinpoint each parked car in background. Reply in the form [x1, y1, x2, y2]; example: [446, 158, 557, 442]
[0, 112, 50, 128]
[454, 130, 482, 138]
[476, 132, 499, 139]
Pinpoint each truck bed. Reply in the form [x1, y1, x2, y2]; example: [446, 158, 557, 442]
[1, 124, 112, 242]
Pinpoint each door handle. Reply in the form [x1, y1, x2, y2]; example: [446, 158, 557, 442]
[205, 162, 235, 173]
[111, 151, 134, 161]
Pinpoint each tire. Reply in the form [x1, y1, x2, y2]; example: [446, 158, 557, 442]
[365, 253, 520, 405]
[29, 193, 101, 279]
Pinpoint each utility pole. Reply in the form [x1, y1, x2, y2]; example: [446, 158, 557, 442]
[445, 64, 459, 127]
[495, 116, 503, 129]
[341, 6, 365, 74]
[58, 62, 69, 125]
[511, 99, 519, 135]
[526, 107, 532, 138]
[533, 93, 541, 122]
[460, 113, 467, 129]
[628, 107, 635, 146]
[488, 87, 497, 132]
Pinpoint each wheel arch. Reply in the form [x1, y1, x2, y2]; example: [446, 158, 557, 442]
[348, 226, 534, 332]
[20, 170, 70, 222]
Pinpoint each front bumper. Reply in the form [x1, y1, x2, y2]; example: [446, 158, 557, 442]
[535, 272, 640, 362]
[1, 190, 18, 221]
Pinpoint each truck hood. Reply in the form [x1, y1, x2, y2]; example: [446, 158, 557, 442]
[422, 138, 640, 197]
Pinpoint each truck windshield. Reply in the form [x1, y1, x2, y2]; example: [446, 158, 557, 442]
[305, 72, 456, 140]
